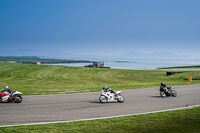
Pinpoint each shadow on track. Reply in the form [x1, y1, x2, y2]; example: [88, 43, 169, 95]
[150, 96, 163, 98]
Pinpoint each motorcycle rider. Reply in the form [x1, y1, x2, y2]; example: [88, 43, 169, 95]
[1, 86, 14, 99]
[102, 86, 118, 97]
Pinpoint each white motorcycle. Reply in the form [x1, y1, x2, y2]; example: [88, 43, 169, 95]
[99, 90, 124, 103]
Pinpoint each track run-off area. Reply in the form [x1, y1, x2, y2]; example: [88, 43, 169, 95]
[0, 85, 200, 127]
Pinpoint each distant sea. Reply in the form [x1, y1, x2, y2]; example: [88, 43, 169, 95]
[50, 58, 200, 70]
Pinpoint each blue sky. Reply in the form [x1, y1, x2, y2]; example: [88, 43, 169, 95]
[0, 0, 200, 57]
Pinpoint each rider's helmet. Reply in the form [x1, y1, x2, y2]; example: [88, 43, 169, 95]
[4, 86, 9, 89]
[103, 86, 107, 90]
[161, 82, 164, 86]
[103, 86, 107, 91]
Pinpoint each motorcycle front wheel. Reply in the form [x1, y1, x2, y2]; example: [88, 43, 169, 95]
[0, 97, 2, 103]
[14, 96, 22, 103]
[172, 90, 177, 97]
[117, 95, 124, 103]
[160, 91, 166, 98]
[99, 95, 107, 103]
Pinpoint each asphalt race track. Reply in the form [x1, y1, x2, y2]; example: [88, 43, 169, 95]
[0, 85, 200, 127]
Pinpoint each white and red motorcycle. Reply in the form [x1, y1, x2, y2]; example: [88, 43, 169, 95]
[0, 90, 23, 103]
[99, 90, 124, 103]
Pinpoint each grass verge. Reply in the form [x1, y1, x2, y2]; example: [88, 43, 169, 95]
[159, 65, 200, 69]
[0, 107, 199, 133]
[0, 63, 200, 95]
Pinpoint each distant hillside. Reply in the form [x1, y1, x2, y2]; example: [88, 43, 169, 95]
[118, 52, 192, 59]
[0, 56, 91, 64]
[0, 49, 78, 59]
[0, 56, 40, 59]
[0, 49, 196, 59]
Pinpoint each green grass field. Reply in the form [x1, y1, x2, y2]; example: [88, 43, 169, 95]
[0, 107, 199, 133]
[0, 63, 200, 95]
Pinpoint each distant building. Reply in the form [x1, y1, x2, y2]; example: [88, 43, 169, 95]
[32, 62, 41, 65]
[93, 62, 104, 68]
[84, 62, 110, 68]
[7, 61, 17, 63]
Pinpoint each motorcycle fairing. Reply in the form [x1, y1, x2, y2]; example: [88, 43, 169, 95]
[0, 93, 12, 102]
[101, 91, 117, 102]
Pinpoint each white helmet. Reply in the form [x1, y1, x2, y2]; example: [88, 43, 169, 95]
[4, 86, 9, 89]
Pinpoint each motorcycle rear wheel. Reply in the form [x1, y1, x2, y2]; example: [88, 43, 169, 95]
[117, 95, 124, 103]
[160, 91, 166, 98]
[99, 95, 107, 103]
[14, 96, 22, 103]
[0, 97, 2, 103]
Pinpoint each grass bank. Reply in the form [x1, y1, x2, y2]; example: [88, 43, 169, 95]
[0, 63, 200, 95]
[0, 107, 199, 133]
[159, 65, 200, 69]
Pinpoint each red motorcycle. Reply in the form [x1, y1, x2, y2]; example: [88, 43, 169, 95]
[0, 90, 23, 103]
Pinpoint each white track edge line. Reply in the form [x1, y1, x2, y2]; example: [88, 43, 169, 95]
[0, 104, 200, 128]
